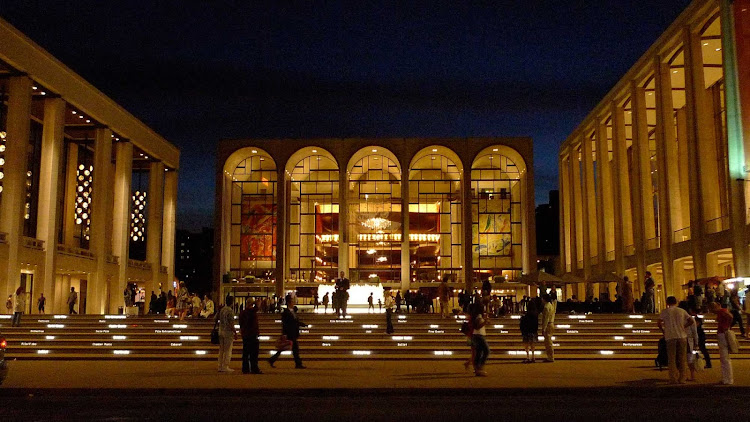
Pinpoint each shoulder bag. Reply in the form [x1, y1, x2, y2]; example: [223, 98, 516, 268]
[210, 315, 220, 345]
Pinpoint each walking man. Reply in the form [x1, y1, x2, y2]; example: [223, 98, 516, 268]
[438, 275, 451, 318]
[37, 293, 46, 314]
[644, 272, 656, 313]
[67, 287, 78, 314]
[335, 271, 350, 317]
[368, 293, 375, 313]
[658, 296, 694, 384]
[268, 297, 307, 369]
[217, 296, 237, 372]
[239, 298, 262, 374]
[541, 294, 555, 362]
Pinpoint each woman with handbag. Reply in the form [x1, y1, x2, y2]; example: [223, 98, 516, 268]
[709, 302, 734, 385]
[681, 303, 700, 381]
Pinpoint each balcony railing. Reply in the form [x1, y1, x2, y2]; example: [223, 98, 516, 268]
[606, 250, 615, 261]
[577, 259, 583, 269]
[128, 259, 152, 272]
[160, 265, 168, 274]
[56, 244, 95, 259]
[22, 237, 45, 250]
[590, 255, 599, 265]
[0, 232, 7, 244]
[673, 227, 691, 243]
[706, 215, 729, 234]
[106, 254, 120, 265]
[646, 236, 661, 250]
[624, 244, 635, 256]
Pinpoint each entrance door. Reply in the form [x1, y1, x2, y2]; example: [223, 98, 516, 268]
[79, 279, 88, 314]
[20, 273, 34, 314]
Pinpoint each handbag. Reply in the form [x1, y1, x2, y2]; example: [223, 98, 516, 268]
[694, 351, 705, 371]
[275, 335, 293, 351]
[725, 330, 739, 354]
[210, 317, 220, 345]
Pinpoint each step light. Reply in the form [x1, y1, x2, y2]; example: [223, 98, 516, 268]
[173, 324, 188, 329]
[109, 324, 126, 329]
[568, 315, 585, 319]
[53, 315, 68, 319]
[37, 349, 50, 354]
[628, 315, 643, 319]
[510, 315, 521, 319]
[556, 324, 570, 329]
[0, 315, 10, 319]
[430, 325, 439, 329]
[180, 336, 199, 341]
[600, 350, 614, 355]
[322, 336, 339, 340]
[113, 350, 130, 355]
[392, 336, 413, 341]
[508, 350, 541, 355]
[434, 351, 453, 356]
[45, 336, 55, 340]
[269, 351, 292, 356]
[623, 324, 633, 328]
[47, 324, 65, 328]
[493, 324, 504, 329]
[352, 350, 371, 355]
[258, 336, 270, 341]
[105, 315, 126, 319]
[614, 336, 624, 340]
[195, 350, 207, 355]
[112, 335, 127, 340]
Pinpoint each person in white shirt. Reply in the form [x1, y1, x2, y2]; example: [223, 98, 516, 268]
[200, 295, 215, 318]
[217, 296, 237, 372]
[541, 294, 556, 362]
[384, 291, 395, 334]
[657, 296, 694, 384]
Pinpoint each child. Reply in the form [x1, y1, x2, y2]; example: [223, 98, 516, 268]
[520, 301, 539, 363]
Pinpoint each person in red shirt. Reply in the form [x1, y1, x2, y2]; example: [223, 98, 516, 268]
[709, 302, 734, 385]
[239, 298, 262, 374]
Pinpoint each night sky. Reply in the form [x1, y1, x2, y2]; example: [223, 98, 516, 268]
[1, 1, 693, 231]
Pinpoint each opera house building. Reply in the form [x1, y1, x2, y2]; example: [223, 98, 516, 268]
[558, 0, 750, 302]
[215, 138, 535, 300]
[0, 18, 179, 314]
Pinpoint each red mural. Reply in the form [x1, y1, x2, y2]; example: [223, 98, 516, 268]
[240, 197, 276, 261]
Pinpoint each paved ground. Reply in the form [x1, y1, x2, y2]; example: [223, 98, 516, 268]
[3, 359, 750, 421]
[3, 358, 750, 389]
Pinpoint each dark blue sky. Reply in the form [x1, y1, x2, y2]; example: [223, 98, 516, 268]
[1, 0, 693, 230]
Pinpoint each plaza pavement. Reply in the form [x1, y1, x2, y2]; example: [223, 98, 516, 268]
[3, 358, 750, 391]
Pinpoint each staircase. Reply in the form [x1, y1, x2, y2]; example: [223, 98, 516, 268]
[0, 312, 745, 360]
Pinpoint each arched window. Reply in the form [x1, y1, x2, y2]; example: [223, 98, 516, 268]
[408, 146, 462, 283]
[347, 148, 401, 283]
[230, 150, 277, 280]
[288, 149, 339, 282]
[471, 148, 525, 282]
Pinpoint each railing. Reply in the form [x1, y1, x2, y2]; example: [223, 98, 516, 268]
[606, 250, 615, 261]
[673, 227, 691, 243]
[624, 244, 635, 256]
[128, 259, 152, 271]
[0, 232, 7, 244]
[106, 254, 120, 265]
[57, 244, 95, 259]
[577, 259, 583, 269]
[22, 237, 45, 250]
[706, 215, 729, 234]
[160, 265, 168, 274]
[590, 255, 599, 265]
[646, 236, 660, 250]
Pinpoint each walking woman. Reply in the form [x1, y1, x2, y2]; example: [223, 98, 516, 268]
[12, 286, 25, 327]
[710, 302, 734, 385]
[470, 302, 490, 376]
[520, 300, 539, 363]
[176, 281, 189, 320]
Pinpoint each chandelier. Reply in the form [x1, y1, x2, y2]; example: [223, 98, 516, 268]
[361, 216, 390, 231]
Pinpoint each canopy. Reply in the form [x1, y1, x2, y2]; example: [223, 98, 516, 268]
[561, 273, 585, 284]
[588, 272, 624, 283]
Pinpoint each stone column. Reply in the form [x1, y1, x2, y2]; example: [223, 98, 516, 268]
[146, 161, 165, 302]
[111, 141, 133, 311]
[274, 168, 287, 297]
[595, 119, 614, 263]
[1, 76, 32, 299]
[401, 174, 410, 291]
[611, 103, 627, 275]
[462, 164, 474, 291]
[722, 0, 750, 277]
[36, 98, 66, 307]
[630, 82, 652, 293]
[654, 57, 677, 298]
[88, 127, 113, 314]
[581, 133, 597, 276]
[162, 170, 178, 286]
[558, 152, 570, 273]
[683, 28, 709, 278]
[337, 165, 349, 279]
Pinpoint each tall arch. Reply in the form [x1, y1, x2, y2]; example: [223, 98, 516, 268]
[346, 146, 402, 283]
[408, 145, 462, 282]
[223, 147, 278, 281]
[285, 147, 340, 282]
[470, 145, 529, 282]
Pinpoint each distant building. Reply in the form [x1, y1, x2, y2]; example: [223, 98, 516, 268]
[559, 0, 750, 302]
[0, 18, 179, 314]
[536, 190, 559, 273]
[176, 228, 213, 294]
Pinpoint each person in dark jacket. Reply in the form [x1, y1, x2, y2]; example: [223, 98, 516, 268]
[239, 298, 262, 374]
[520, 301, 539, 363]
[268, 298, 307, 369]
